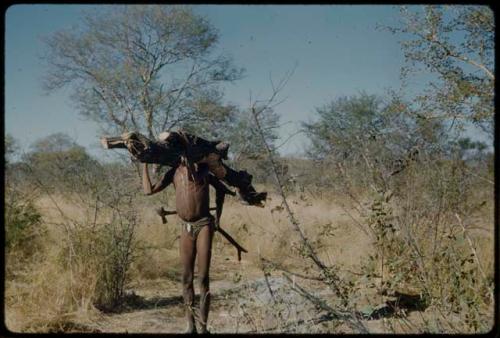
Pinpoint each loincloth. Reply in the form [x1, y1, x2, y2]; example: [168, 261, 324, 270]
[180, 215, 214, 239]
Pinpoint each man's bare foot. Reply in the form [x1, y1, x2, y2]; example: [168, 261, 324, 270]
[199, 329, 210, 334]
[184, 324, 197, 334]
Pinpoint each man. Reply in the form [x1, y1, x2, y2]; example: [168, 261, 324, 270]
[142, 160, 229, 334]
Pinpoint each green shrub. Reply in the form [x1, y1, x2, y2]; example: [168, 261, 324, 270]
[93, 210, 137, 312]
[5, 190, 43, 253]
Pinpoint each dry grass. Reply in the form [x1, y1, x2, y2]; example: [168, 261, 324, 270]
[5, 237, 100, 332]
[4, 183, 495, 333]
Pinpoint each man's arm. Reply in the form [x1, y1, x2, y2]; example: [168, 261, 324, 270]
[143, 163, 175, 195]
[208, 174, 235, 228]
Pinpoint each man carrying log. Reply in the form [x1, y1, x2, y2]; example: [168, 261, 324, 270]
[101, 130, 263, 333]
[142, 159, 234, 334]
[101, 130, 267, 206]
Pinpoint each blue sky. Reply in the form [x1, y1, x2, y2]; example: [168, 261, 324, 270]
[4, 4, 488, 159]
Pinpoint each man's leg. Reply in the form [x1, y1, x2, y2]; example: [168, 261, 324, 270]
[196, 225, 214, 334]
[180, 228, 197, 333]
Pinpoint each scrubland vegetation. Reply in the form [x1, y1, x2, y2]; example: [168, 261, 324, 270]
[4, 115, 494, 333]
[4, 4, 494, 334]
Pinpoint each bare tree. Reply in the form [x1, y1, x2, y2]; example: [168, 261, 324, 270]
[42, 5, 243, 138]
[249, 70, 369, 333]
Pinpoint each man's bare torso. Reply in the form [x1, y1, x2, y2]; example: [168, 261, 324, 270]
[173, 164, 210, 222]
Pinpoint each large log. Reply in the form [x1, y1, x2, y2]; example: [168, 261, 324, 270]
[100, 131, 228, 166]
[101, 131, 267, 206]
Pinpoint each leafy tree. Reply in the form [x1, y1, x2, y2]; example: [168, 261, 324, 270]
[227, 105, 281, 183]
[22, 133, 102, 193]
[301, 92, 457, 193]
[174, 88, 239, 141]
[302, 92, 430, 162]
[229, 106, 280, 161]
[5, 135, 44, 258]
[42, 5, 243, 138]
[5, 189, 42, 253]
[303, 93, 382, 161]
[385, 5, 494, 135]
[5, 134, 19, 165]
[29, 132, 80, 153]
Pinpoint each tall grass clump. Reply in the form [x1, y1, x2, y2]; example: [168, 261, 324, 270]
[5, 139, 142, 331]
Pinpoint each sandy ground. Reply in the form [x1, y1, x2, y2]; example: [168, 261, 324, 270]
[71, 254, 434, 334]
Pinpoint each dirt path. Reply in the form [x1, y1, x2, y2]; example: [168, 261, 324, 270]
[81, 252, 430, 334]
[85, 256, 263, 333]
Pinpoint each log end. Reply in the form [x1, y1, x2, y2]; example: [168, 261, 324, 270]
[121, 131, 136, 140]
[158, 131, 171, 142]
[100, 135, 129, 150]
[215, 142, 230, 160]
[100, 137, 110, 149]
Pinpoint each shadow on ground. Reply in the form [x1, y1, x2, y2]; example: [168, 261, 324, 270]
[360, 291, 428, 320]
[121, 293, 184, 312]
[106, 287, 238, 314]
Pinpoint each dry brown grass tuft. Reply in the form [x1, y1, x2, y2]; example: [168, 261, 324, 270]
[5, 242, 100, 332]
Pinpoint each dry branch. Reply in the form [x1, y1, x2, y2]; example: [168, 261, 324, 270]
[248, 70, 369, 333]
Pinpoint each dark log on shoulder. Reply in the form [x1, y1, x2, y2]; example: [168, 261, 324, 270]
[101, 131, 267, 206]
[101, 131, 229, 165]
[221, 163, 267, 206]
